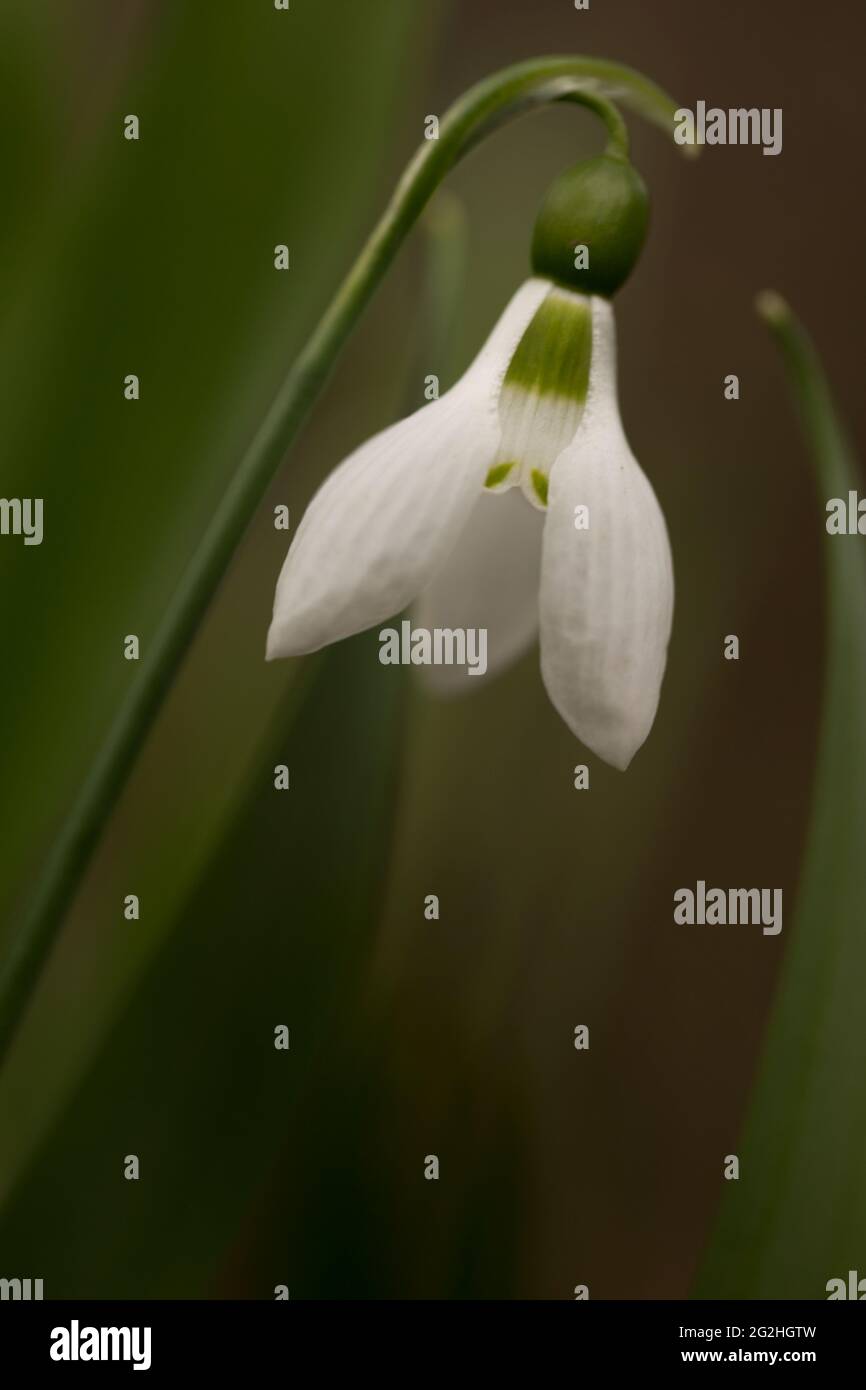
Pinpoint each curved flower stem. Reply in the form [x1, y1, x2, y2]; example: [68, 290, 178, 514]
[0, 56, 688, 1063]
[566, 91, 630, 159]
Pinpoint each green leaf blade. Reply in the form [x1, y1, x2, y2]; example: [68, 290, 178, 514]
[695, 296, 866, 1298]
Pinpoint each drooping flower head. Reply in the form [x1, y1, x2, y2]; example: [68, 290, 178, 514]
[267, 144, 673, 770]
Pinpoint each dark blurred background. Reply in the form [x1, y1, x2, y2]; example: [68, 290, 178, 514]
[0, 0, 861, 1298]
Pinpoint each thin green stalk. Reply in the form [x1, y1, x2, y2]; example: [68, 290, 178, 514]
[694, 296, 866, 1298]
[568, 90, 631, 159]
[755, 292, 855, 495]
[0, 57, 687, 1063]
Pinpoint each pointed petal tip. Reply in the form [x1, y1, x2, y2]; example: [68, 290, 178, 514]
[542, 672, 654, 772]
[593, 734, 640, 774]
[264, 626, 281, 663]
[595, 741, 636, 774]
[265, 614, 318, 663]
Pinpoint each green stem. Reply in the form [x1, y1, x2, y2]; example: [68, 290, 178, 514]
[755, 291, 855, 494]
[570, 91, 630, 159]
[0, 56, 687, 1063]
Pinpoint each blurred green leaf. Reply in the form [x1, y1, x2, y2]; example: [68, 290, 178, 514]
[0, 1, 417, 929]
[0, 636, 407, 1295]
[695, 295, 866, 1298]
[0, 0, 429, 1216]
[0, 12, 455, 1276]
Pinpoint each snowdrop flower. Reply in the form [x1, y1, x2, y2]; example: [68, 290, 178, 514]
[267, 152, 673, 769]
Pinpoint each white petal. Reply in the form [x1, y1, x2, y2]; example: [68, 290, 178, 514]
[413, 488, 543, 691]
[539, 298, 674, 770]
[266, 278, 550, 659]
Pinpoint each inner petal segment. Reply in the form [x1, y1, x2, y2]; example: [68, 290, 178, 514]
[485, 287, 593, 511]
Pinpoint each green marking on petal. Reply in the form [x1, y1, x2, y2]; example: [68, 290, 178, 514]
[485, 461, 515, 489]
[503, 290, 592, 402]
[493, 289, 595, 505]
[531, 469, 549, 506]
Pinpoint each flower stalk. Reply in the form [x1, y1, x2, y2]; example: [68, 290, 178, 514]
[0, 57, 689, 1064]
